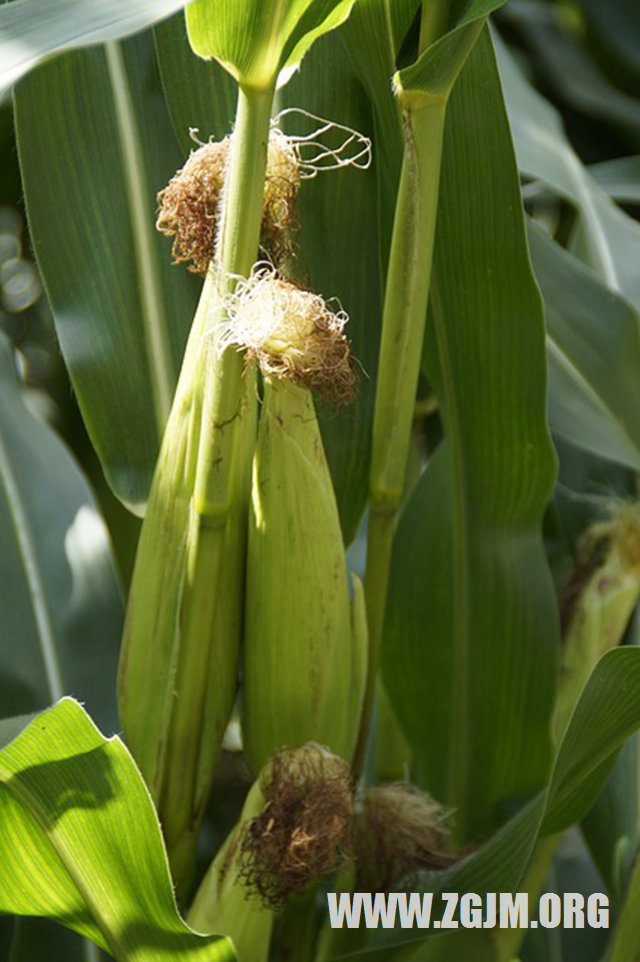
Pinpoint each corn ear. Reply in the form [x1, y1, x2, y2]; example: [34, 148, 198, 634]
[188, 777, 273, 962]
[189, 743, 353, 960]
[243, 379, 366, 773]
[118, 278, 255, 885]
[553, 504, 640, 739]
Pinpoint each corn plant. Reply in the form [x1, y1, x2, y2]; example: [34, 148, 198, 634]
[1, 0, 640, 960]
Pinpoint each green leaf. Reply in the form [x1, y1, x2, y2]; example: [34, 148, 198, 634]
[14, 32, 199, 514]
[383, 28, 558, 841]
[528, 222, 640, 471]
[0, 698, 235, 961]
[339, 0, 408, 263]
[0, 0, 187, 92]
[543, 648, 640, 833]
[495, 33, 640, 307]
[0, 334, 122, 730]
[589, 156, 640, 205]
[582, 737, 638, 904]
[185, 0, 356, 89]
[337, 649, 640, 959]
[154, 15, 236, 154]
[395, 0, 507, 106]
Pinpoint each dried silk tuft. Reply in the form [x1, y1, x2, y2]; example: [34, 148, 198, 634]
[215, 263, 358, 403]
[156, 128, 299, 275]
[155, 111, 371, 276]
[353, 783, 453, 891]
[238, 744, 354, 908]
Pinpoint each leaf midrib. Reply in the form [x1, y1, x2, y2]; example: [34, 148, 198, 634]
[105, 40, 174, 440]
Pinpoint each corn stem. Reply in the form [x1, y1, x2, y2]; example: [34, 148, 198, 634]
[353, 6, 449, 777]
[160, 83, 274, 870]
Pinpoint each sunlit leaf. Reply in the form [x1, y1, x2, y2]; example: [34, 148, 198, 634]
[0, 698, 235, 961]
[185, 0, 356, 89]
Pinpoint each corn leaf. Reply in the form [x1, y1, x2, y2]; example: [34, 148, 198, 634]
[495, 33, 640, 308]
[0, 333, 122, 731]
[339, 0, 412, 262]
[154, 16, 236, 153]
[395, 0, 506, 104]
[14, 33, 200, 514]
[185, 0, 355, 89]
[336, 648, 640, 959]
[383, 28, 558, 841]
[589, 156, 640, 205]
[529, 222, 640, 471]
[0, 0, 187, 93]
[581, 738, 638, 905]
[0, 698, 235, 962]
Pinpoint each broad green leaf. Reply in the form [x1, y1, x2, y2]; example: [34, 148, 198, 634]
[154, 15, 236, 154]
[0, 0, 187, 93]
[337, 649, 640, 958]
[185, 0, 355, 89]
[528, 222, 640, 471]
[15, 33, 200, 514]
[0, 334, 122, 730]
[0, 698, 235, 961]
[543, 648, 640, 831]
[383, 28, 558, 842]
[495, 33, 640, 308]
[339, 0, 408, 263]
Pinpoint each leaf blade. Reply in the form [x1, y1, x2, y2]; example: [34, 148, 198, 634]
[0, 0, 187, 91]
[14, 33, 200, 512]
[0, 334, 123, 731]
[384, 28, 558, 840]
[0, 699, 236, 961]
